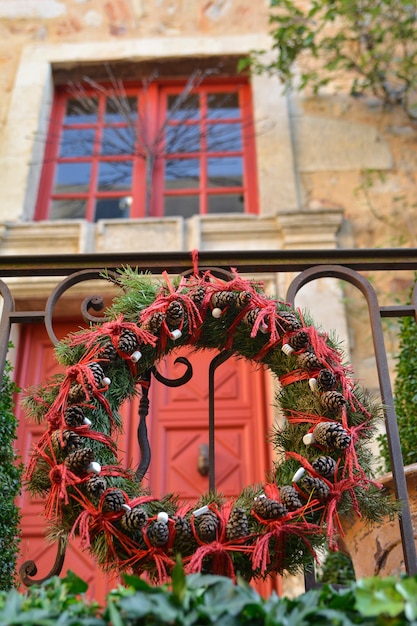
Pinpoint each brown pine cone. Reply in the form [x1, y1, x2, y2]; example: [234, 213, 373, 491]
[243, 307, 261, 327]
[166, 301, 184, 328]
[147, 520, 169, 547]
[102, 488, 126, 513]
[253, 496, 287, 520]
[302, 474, 330, 502]
[189, 286, 206, 306]
[64, 448, 95, 474]
[276, 310, 302, 332]
[121, 507, 148, 532]
[320, 390, 346, 413]
[173, 515, 195, 555]
[317, 369, 337, 392]
[51, 429, 80, 456]
[226, 506, 249, 540]
[67, 383, 87, 405]
[118, 329, 139, 354]
[100, 341, 118, 362]
[211, 291, 235, 309]
[141, 312, 165, 334]
[313, 422, 351, 450]
[235, 291, 252, 309]
[85, 474, 107, 499]
[297, 349, 322, 370]
[88, 362, 106, 387]
[312, 456, 337, 480]
[280, 485, 303, 511]
[196, 510, 219, 542]
[64, 405, 86, 427]
[288, 330, 310, 351]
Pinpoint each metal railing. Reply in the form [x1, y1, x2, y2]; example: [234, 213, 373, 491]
[1, 248, 416, 587]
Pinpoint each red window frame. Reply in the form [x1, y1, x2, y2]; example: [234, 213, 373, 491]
[35, 78, 259, 221]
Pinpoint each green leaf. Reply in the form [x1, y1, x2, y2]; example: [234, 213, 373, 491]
[355, 577, 406, 617]
[62, 570, 89, 595]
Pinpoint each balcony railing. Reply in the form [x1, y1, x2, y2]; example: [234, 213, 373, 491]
[1, 248, 416, 588]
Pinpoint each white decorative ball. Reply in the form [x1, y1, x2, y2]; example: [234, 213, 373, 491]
[131, 350, 142, 363]
[86, 461, 101, 475]
[103, 377, 111, 386]
[170, 329, 182, 340]
[212, 308, 222, 319]
[157, 511, 169, 524]
[309, 378, 318, 392]
[83, 417, 92, 427]
[303, 433, 316, 446]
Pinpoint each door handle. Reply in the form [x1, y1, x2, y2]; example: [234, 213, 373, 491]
[197, 443, 209, 476]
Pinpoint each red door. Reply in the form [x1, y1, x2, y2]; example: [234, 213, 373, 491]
[14, 322, 279, 602]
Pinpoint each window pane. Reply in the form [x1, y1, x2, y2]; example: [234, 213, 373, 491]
[167, 94, 200, 120]
[164, 195, 199, 218]
[208, 157, 243, 187]
[207, 92, 239, 119]
[208, 194, 244, 213]
[165, 159, 200, 189]
[207, 123, 242, 151]
[101, 127, 135, 155]
[105, 96, 137, 122]
[53, 162, 91, 193]
[59, 128, 95, 157]
[50, 199, 87, 219]
[64, 98, 98, 124]
[165, 124, 200, 153]
[94, 198, 130, 221]
[97, 161, 132, 191]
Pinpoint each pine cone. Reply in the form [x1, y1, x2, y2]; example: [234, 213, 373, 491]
[312, 456, 337, 480]
[317, 369, 337, 392]
[297, 349, 322, 371]
[67, 383, 86, 405]
[100, 341, 118, 362]
[64, 405, 86, 427]
[280, 485, 303, 511]
[302, 474, 330, 502]
[253, 496, 287, 520]
[211, 291, 234, 310]
[173, 515, 194, 554]
[288, 330, 310, 351]
[118, 329, 138, 354]
[65, 448, 95, 474]
[226, 506, 249, 540]
[86, 474, 107, 499]
[147, 520, 169, 547]
[166, 301, 184, 328]
[141, 312, 165, 334]
[313, 422, 351, 450]
[277, 310, 301, 332]
[243, 307, 261, 327]
[189, 286, 206, 306]
[196, 510, 219, 542]
[88, 362, 106, 387]
[320, 390, 346, 412]
[102, 489, 126, 513]
[121, 507, 148, 532]
[51, 429, 80, 455]
[235, 291, 252, 309]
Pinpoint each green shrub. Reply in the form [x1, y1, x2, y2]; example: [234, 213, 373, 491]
[1, 564, 417, 625]
[378, 313, 417, 472]
[0, 357, 22, 591]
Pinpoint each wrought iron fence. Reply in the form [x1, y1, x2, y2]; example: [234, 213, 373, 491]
[1, 248, 416, 588]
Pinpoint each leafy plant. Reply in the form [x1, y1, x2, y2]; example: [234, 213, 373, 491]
[0, 355, 22, 591]
[247, 0, 417, 119]
[378, 309, 417, 472]
[2, 565, 417, 625]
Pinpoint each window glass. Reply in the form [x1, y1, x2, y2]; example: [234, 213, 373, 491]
[53, 162, 91, 193]
[207, 194, 244, 213]
[105, 96, 137, 122]
[50, 199, 87, 219]
[167, 94, 200, 121]
[164, 195, 199, 218]
[207, 123, 242, 152]
[165, 159, 200, 189]
[207, 92, 239, 119]
[97, 161, 133, 191]
[165, 124, 200, 153]
[208, 157, 243, 187]
[94, 198, 130, 221]
[59, 129, 95, 158]
[101, 127, 134, 155]
[64, 98, 98, 124]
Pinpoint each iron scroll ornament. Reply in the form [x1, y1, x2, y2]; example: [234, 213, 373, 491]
[21, 256, 397, 585]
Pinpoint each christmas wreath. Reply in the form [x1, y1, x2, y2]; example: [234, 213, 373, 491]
[23, 252, 395, 584]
